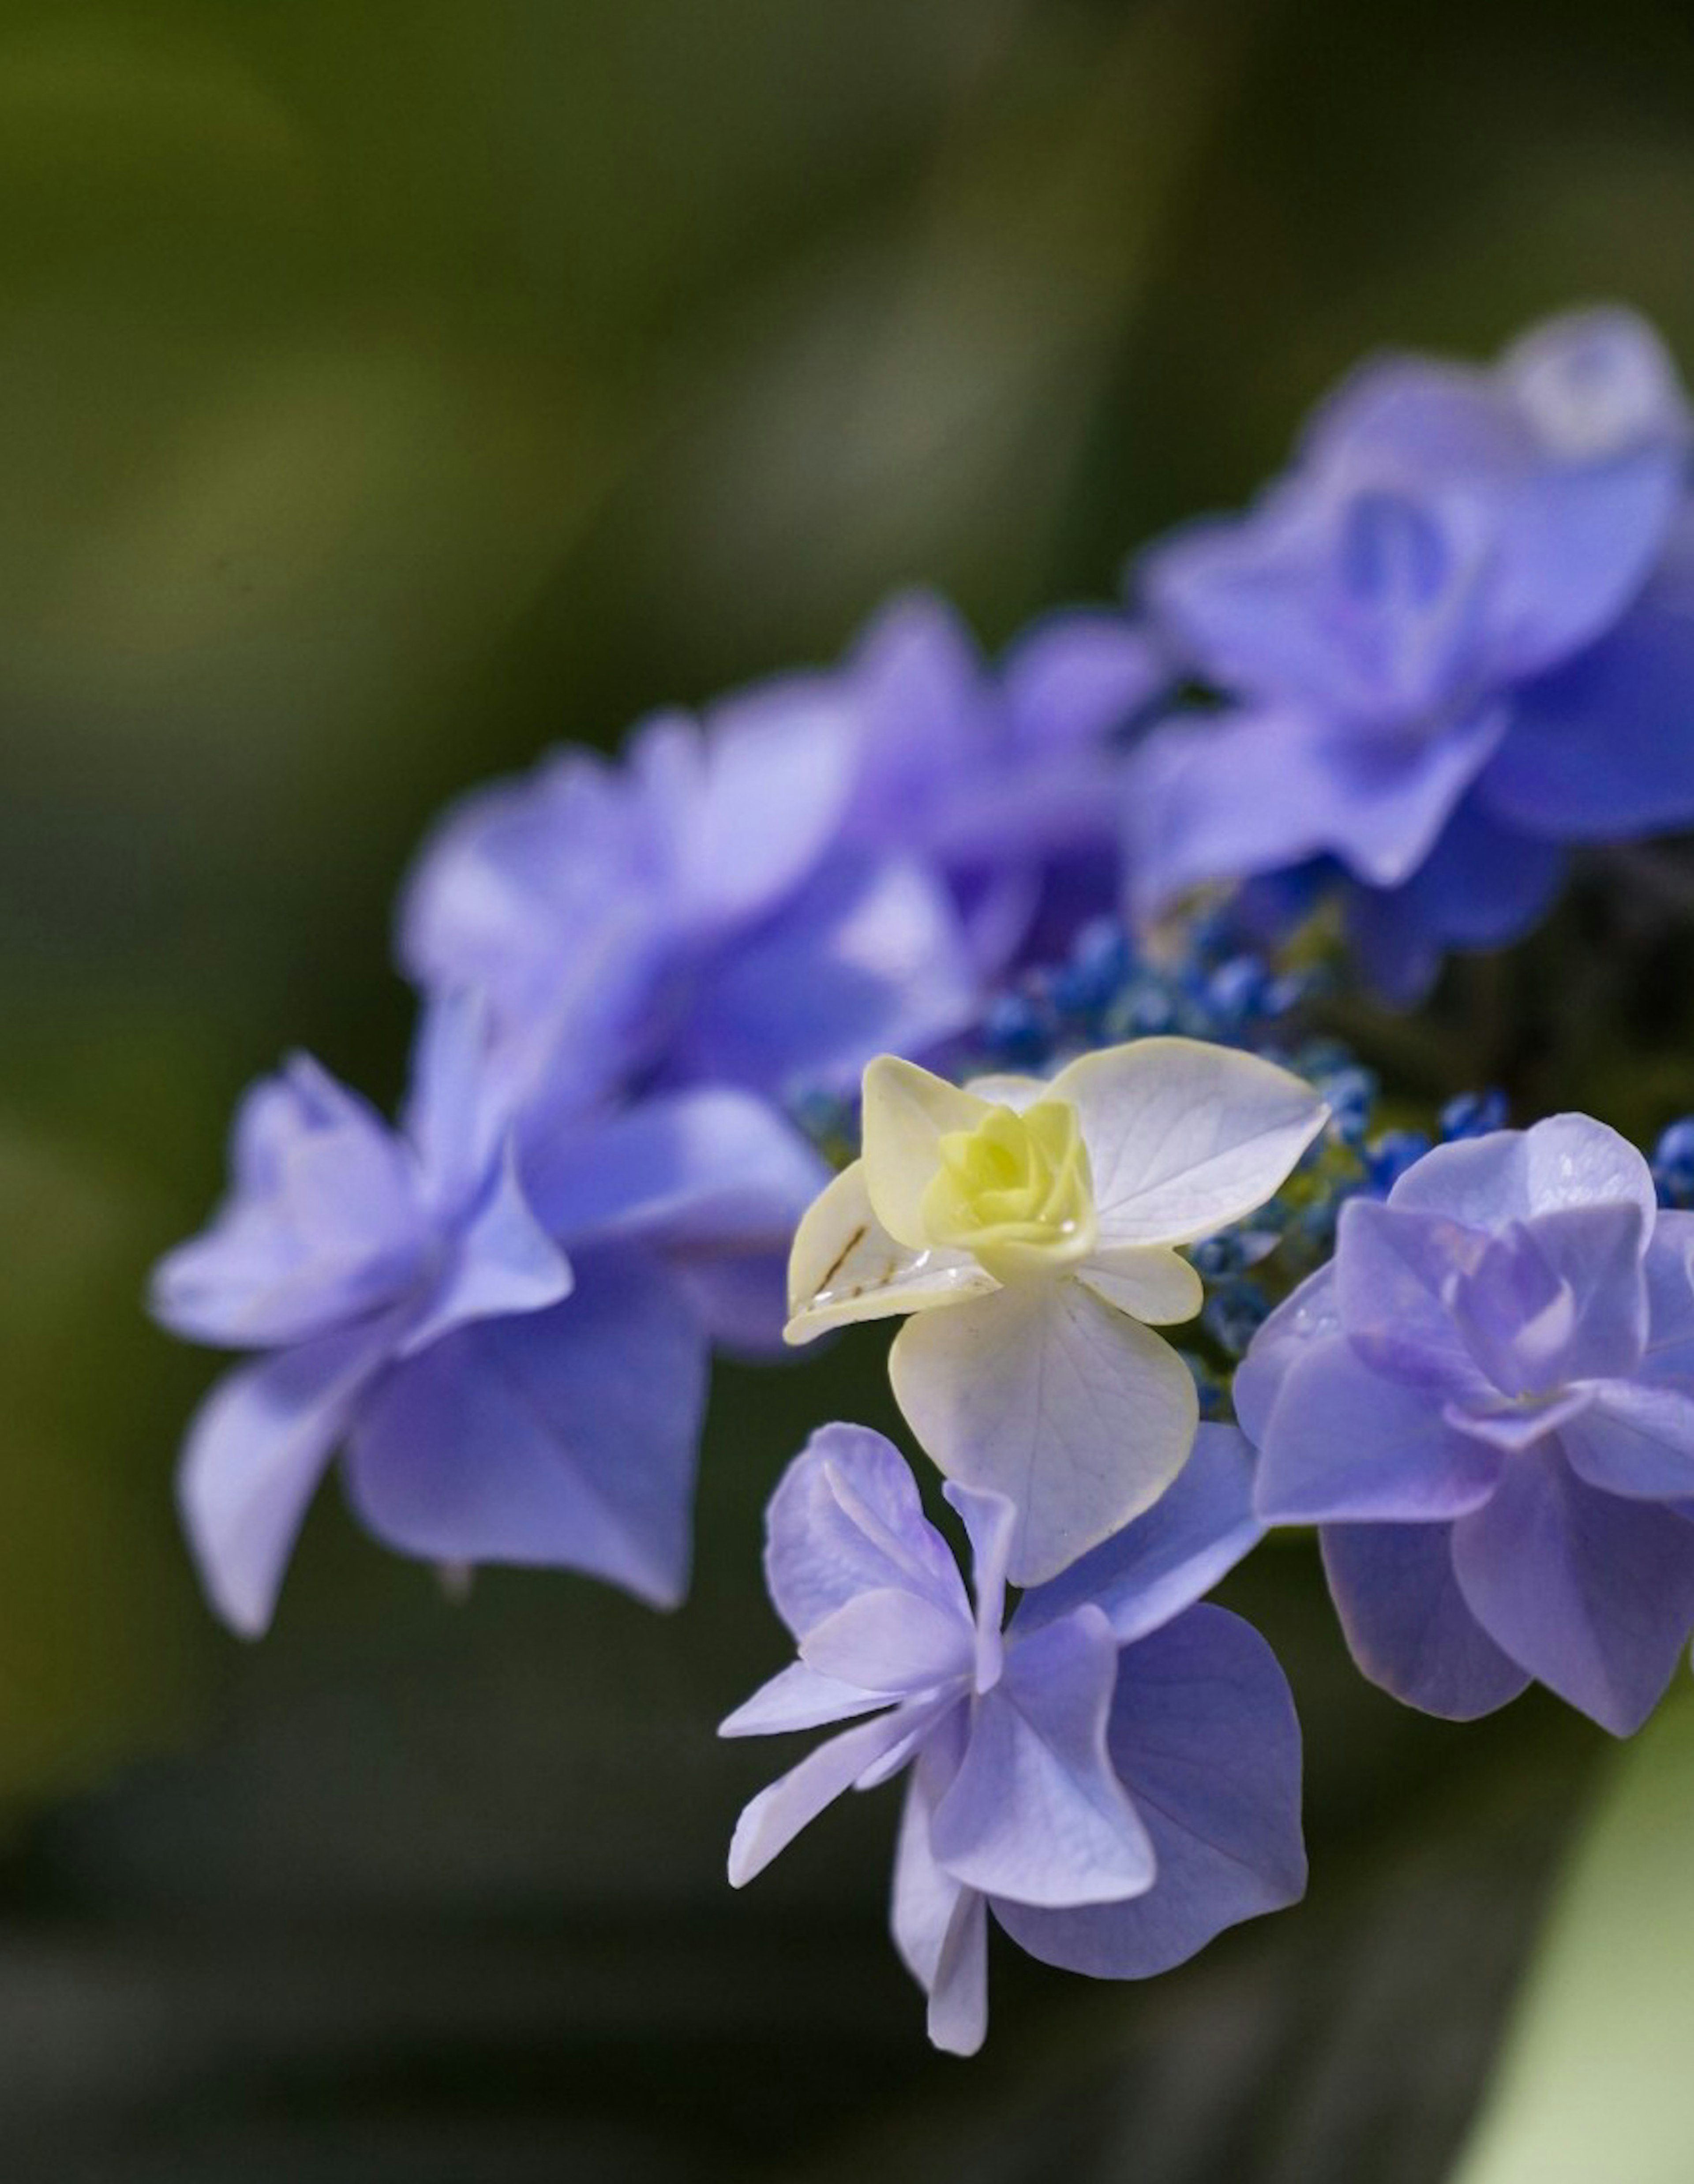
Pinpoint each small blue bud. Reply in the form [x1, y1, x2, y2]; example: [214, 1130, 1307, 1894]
[979, 991, 1053, 1069]
[1439, 1088, 1508, 1141]
[1363, 1128, 1433, 1196]
[1651, 1117, 1694, 1208]
[1203, 1280, 1271, 1360]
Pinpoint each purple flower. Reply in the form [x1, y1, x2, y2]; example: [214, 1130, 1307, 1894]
[722, 1423, 1304, 2054]
[828, 591, 1163, 972]
[1240, 1114, 1694, 1734]
[152, 996, 825, 1632]
[398, 592, 1159, 1124]
[1127, 308, 1694, 1001]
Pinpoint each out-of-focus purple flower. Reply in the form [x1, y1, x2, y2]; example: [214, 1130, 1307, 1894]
[722, 1423, 1304, 2054]
[152, 997, 826, 1633]
[1240, 1114, 1694, 1734]
[399, 591, 1160, 1123]
[1127, 308, 1694, 1001]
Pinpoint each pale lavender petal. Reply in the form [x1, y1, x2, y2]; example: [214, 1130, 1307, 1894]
[1643, 1215, 1694, 1378]
[178, 1323, 393, 1637]
[1332, 1198, 1492, 1397]
[719, 1661, 893, 1739]
[398, 1141, 572, 1358]
[1387, 1113, 1657, 1229]
[1320, 1522, 1531, 1719]
[1253, 1337, 1502, 1524]
[927, 1889, 990, 2057]
[401, 989, 504, 1215]
[1127, 702, 1504, 916]
[1016, 1424, 1263, 1646]
[1559, 1382, 1694, 1501]
[1233, 1264, 1339, 1445]
[942, 1484, 1018, 1690]
[727, 1709, 922, 1887]
[1451, 1445, 1694, 1734]
[676, 852, 978, 1094]
[1480, 523, 1694, 839]
[798, 1588, 974, 1697]
[763, 1424, 968, 1642]
[345, 1248, 706, 1609]
[1001, 610, 1164, 752]
[995, 1605, 1304, 1978]
[930, 1608, 1154, 1910]
[891, 1720, 970, 1991]
[523, 1089, 826, 1253]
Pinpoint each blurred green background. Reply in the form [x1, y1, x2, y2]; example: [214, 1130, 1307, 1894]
[7, 1, 1694, 2176]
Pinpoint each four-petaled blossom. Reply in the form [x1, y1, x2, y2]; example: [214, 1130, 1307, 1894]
[784, 1040, 1327, 1583]
[152, 995, 825, 1632]
[723, 1423, 1304, 2053]
[1239, 1114, 1694, 1734]
[1127, 307, 1694, 1001]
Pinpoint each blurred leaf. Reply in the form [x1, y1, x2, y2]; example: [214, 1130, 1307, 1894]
[1450, 1679, 1694, 2184]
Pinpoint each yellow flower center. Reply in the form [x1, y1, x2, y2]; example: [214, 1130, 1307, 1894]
[920, 1099, 1097, 1280]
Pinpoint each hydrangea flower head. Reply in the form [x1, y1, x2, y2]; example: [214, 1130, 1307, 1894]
[785, 1039, 1327, 1583]
[153, 996, 825, 1631]
[1127, 308, 1694, 1000]
[723, 1424, 1304, 2053]
[1240, 1114, 1694, 1733]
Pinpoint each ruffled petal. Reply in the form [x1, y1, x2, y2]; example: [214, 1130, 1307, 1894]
[345, 1248, 706, 1609]
[1386, 1113, 1657, 1230]
[1451, 1445, 1694, 1734]
[995, 1605, 1304, 1978]
[1321, 1521, 1530, 1719]
[762, 1423, 969, 1642]
[930, 1608, 1154, 1909]
[178, 1323, 393, 1637]
[859, 1057, 993, 1249]
[1559, 1381, 1694, 1501]
[1253, 1336, 1503, 1524]
[1016, 1424, 1263, 1646]
[727, 1708, 928, 1887]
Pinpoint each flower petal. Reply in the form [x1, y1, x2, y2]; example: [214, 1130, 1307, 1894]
[345, 1248, 706, 1609]
[784, 1162, 995, 1343]
[178, 1323, 392, 1637]
[397, 1140, 573, 1358]
[1451, 1445, 1694, 1734]
[1016, 1424, 1263, 1646]
[1233, 1264, 1340, 1444]
[1253, 1336, 1503, 1524]
[1077, 1245, 1203, 1326]
[523, 1088, 826, 1253]
[995, 1604, 1304, 1978]
[727, 1708, 925, 1887]
[799, 1587, 975, 1697]
[1048, 1039, 1327, 1249]
[1386, 1112, 1657, 1230]
[930, 1607, 1155, 1908]
[927, 1888, 990, 2057]
[860, 1056, 993, 1249]
[889, 1280, 1199, 1588]
[719, 1661, 894, 1739]
[1320, 1522, 1531, 1719]
[1559, 1381, 1694, 1501]
[762, 1423, 969, 1641]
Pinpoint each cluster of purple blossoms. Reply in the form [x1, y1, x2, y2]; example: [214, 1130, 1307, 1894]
[152, 300, 1694, 2060]
[155, 594, 1154, 1631]
[1127, 307, 1694, 1000]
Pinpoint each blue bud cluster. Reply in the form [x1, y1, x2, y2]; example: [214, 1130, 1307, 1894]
[970, 913, 1324, 1076]
[1651, 1117, 1694, 1208]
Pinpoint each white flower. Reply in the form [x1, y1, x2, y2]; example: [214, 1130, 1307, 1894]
[786, 1039, 1328, 1584]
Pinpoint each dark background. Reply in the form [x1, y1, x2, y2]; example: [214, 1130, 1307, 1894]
[4, 2, 1693, 2176]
